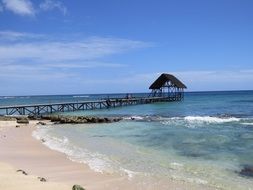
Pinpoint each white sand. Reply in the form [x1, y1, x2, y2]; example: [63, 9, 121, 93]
[0, 120, 215, 190]
[0, 162, 70, 190]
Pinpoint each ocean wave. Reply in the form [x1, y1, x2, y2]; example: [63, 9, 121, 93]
[32, 126, 137, 178]
[123, 115, 166, 122]
[1, 96, 16, 99]
[73, 95, 89, 98]
[241, 122, 253, 126]
[158, 115, 251, 128]
[124, 115, 244, 125]
[123, 115, 146, 121]
[184, 116, 241, 123]
[0, 96, 30, 99]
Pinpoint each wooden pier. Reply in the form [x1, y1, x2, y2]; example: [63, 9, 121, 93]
[0, 96, 179, 116]
[0, 73, 187, 116]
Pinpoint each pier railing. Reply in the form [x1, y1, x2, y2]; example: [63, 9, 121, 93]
[0, 96, 182, 116]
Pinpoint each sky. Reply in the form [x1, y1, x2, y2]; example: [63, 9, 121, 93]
[0, 0, 253, 95]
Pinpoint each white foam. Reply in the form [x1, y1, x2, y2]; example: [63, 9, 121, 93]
[3, 96, 15, 99]
[184, 116, 240, 124]
[123, 116, 145, 120]
[170, 162, 184, 170]
[120, 168, 139, 179]
[32, 127, 109, 173]
[160, 116, 243, 128]
[73, 95, 89, 98]
[32, 126, 137, 178]
[241, 122, 253, 126]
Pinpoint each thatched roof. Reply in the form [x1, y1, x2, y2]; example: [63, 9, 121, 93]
[149, 73, 187, 89]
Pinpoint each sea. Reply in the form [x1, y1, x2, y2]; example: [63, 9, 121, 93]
[1, 91, 253, 189]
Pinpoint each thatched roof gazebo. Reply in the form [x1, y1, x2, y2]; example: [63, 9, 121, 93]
[149, 73, 187, 101]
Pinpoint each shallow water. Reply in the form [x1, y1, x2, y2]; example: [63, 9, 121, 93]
[2, 91, 253, 189]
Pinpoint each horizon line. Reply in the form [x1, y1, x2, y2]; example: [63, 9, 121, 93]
[0, 89, 253, 97]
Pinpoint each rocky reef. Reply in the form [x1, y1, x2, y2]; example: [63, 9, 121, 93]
[239, 165, 253, 178]
[0, 115, 122, 124]
[40, 115, 122, 124]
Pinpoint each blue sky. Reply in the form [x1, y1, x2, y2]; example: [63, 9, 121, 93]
[0, 0, 253, 95]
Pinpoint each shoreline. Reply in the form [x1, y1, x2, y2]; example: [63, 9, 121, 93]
[0, 119, 215, 190]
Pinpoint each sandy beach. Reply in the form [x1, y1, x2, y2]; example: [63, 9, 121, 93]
[1, 0, 253, 188]
[0, 119, 215, 190]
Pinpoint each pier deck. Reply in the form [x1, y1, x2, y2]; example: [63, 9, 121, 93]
[0, 96, 180, 116]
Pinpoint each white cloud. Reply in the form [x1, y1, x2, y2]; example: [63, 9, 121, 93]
[0, 63, 76, 79]
[0, 32, 251, 93]
[0, 35, 150, 62]
[0, 31, 45, 41]
[1, 0, 68, 16]
[0, 61, 126, 76]
[0, 31, 27, 39]
[39, 0, 67, 15]
[2, 0, 35, 16]
[0, 32, 150, 86]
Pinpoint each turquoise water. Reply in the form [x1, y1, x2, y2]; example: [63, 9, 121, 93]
[2, 91, 253, 189]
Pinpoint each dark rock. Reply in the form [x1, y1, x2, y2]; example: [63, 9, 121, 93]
[240, 165, 253, 177]
[113, 118, 121, 122]
[72, 184, 85, 190]
[40, 115, 50, 120]
[104, 117, 110, 122]
[17, 169, 28, 175]
[28, 115, 39, 120]
[0, 116, 16, 121]
[38, 177, 47, 182]
[81, 118, 87, 123]
[86, 117, 93, 122]
[91, 117, 99, 123]
[38, 115, 121, 124]
[50, 115, 60, 122]
[16, 125, 20, 128]
[77, 116, 84, 120]
[98, 118, 105, 123]
[76, 118, 87, 123]
[59, 117, 68, 123]
[74, 119, 82, 124]
[37, 121, 46, 125]
[16, 118, 29, 124]
[27, 115, 35, 120]
[41, 138, 46, 143]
